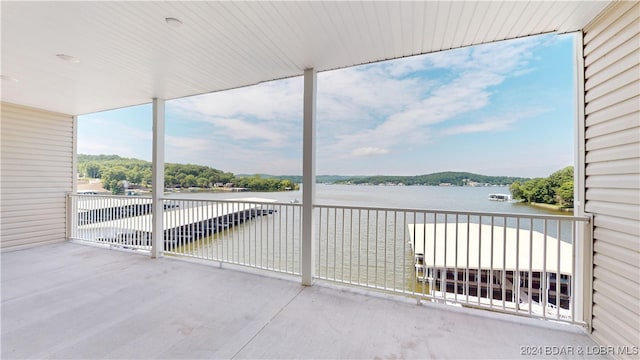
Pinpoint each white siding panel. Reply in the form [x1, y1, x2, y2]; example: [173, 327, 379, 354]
[585, 124, 640, 150]
[586, 143, 640, 163]
[593, 227, 639, 252]
[585, 51, 640, 94]
[592, 278, 639, 323]
[585, 173, 639, 189]
[593, 300, 640, 340]
[594, 252, 639, 283]
[583, 1, 640, 349]
[585, 111, 640, 138]
[586, 187, 640, 205]
[585, 33, 639, 78]
[584, 95, 640, 127]
[592, 302, 640, 348]
[583, 2, 638, 44]
[585, 64, 639, 100]
[594, 241, 640, 269]
[585, 200, 640, 220]
[584, 3, 639, 65]
[0, 102, 73, 251]
[585, 80, 639, 115]
[586, 158, 640, 175]
[593, 214, 640, 237]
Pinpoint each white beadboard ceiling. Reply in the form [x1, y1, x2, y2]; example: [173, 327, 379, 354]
[1, 1, 612, 116]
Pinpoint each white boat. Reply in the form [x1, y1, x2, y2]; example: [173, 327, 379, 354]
[488, 193, 511, 201]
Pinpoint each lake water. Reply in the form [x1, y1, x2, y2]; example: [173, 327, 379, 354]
[167, 184, 568, 216]
[164, 185, 576, 292]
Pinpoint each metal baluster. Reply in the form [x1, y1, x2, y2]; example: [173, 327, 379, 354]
[528, 217, 533, 317]
[454, 214, 459, 304]
[515, 217, 521, 312]
[333, 208, 338, 280]
[502, 216, 507, 311]
[489, 215, 494, 308]
[542, 219, 548, 318]
[477, 215, 482, 307]
[556, 219, 561, 320]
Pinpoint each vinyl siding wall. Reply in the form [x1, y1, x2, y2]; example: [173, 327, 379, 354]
[1, 102, 75, 251]
[583, 2, 640, 350]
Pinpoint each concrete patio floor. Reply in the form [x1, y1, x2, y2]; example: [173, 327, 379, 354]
[2, 242, 602, 359]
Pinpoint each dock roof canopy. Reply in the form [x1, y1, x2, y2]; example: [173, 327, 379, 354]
[2, 1, 612, 116]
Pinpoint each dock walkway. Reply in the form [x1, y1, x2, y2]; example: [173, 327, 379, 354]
[75, 197, 277, 248]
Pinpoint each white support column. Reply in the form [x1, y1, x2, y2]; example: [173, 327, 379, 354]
[573, 31, 590, 327]
[152, 98, 165, 259]
[68, 115, 78, 241]
[301, 68, 317, 286]
[72, 115, 78, 193]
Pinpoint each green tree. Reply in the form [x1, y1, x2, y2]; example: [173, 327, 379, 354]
[548, 166, 573, 189]
[197, 177, 209, 188]
[102, 166, 128, 194]
[79, 154, 302, 192]
[509, 166, 574, 207]
[557, 181, 574, 207]
[82, 162, 102, 178]
[183, 174, 197, 187]
[510, 181, 524, 201]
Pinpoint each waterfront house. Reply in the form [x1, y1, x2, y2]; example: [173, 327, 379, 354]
[2, 1, 638, 358]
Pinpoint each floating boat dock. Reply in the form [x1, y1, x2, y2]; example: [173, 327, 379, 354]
[407, 223, 573, 310]
[76, 198, 276, 249]
[77, 197, 178, 225]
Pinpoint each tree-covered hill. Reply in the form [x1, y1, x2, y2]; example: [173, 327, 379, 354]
[332, 172, 528, 186]
[238, 174, 366, 184]
[79, 154, 539, 195]
[78, 154, 298, 194]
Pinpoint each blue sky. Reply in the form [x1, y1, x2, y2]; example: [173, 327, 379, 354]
[78, 33, 576, 178]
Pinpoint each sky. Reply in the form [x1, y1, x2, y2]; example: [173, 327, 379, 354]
[78, 33, 577, 178]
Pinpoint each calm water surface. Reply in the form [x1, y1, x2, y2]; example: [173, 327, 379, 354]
[168, 184, 568, 216]
[166, 185, 574, 290]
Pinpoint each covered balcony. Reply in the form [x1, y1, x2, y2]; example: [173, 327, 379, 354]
[3, 241, 597, 359]
[2, 1, 638, 359]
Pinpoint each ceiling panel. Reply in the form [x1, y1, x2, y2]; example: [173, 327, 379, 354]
[1, 1, 613, 116]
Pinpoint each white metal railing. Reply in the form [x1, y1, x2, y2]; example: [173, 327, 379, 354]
[162, 198, 302, 275]
[68, 194, 590, 323]
[68, 194, 302, 275]
[315, 204, 590, 324]
[69, 194, 155, 250]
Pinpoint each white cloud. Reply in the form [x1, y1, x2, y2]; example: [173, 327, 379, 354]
[165, 135, 213, 164]
[351, 147, 389, 157]
[169, 77, 303, 124]
[440, 119, 515, 136]
[318, 36, 544, 164]
[317, 65, 427, 127]
[439, 109, 547, 136]
[164, 35, 544, 169]
[212, 117, 288, 147]
[78, 33, 564, 177]
[77, 117, 152, 160]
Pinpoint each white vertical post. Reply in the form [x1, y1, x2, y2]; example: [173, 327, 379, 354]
[152, 98, 165, 258]
[573, 31, 590, 327]
[301, 68, 317, 286]
[72, 115, 78, 193]
[68, 115, 78, 240]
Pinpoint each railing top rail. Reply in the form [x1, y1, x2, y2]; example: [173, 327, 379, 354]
[159, 197, 303, 207]
[69, 193, 588, 222]
[314, 203, 590, 222]
[69, 193, 153, 199]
